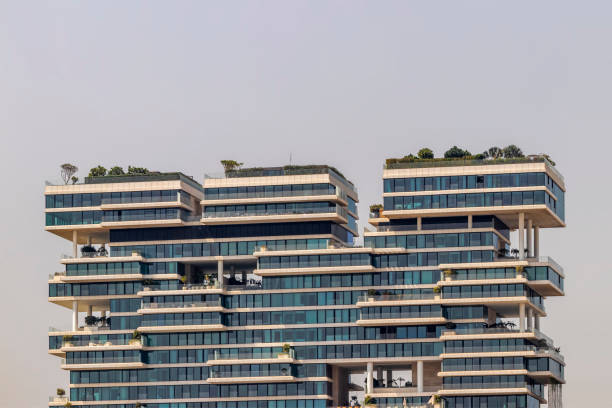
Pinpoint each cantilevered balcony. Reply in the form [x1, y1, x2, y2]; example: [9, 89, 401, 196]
[201, 204, 349, 225]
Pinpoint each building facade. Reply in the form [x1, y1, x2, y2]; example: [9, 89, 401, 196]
[46, 159, 565, 408]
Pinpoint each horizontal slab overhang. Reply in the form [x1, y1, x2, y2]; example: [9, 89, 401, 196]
[61, 255, 145, 264]
[439, 330, 542, 341]
[61, 343, 143, 352]
[202, 194, 347, 207]
[356, 317, 447, 326]
[100, 219, 185, 228]
[438, 369, 528, 377]
[254, 265, 375, 276]
[137, 324, 226, 333]
[206, 357, 296, 366]
[99, 200, 192, 211]
[206, 375, 297, 384]
[201, 212, 347, 225]
[62, 361, 146, 370]
[137, 306, 224, 314]
[382, 205, 564, 229]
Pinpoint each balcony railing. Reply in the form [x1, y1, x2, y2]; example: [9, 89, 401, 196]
[357, 293, 435, 303]
[142, 299, 222, 309]
[203, 206, 347, 219]
[142, 281, 221, 292]
[209, 369, 292, 378]
[211, 349, 296, 361]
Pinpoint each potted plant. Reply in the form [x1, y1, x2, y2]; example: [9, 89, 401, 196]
[85, 315, 98, 327]
[129, 330, 142, 345]
[369, 204, 383, 218]
[443, 269, 455, 281]
[515, 265, 525, 278]
[364, 395, 377, 408]
[81, 245, 96, 257]
[278, 343, 292, 358]
[55, 388, 66, 402]
[433, 286, 442, 299]
[62, 335, 74, 347]
[64, 402, 73, 408]
[367, 289, 378, 302]
[430, 395, 442, 407]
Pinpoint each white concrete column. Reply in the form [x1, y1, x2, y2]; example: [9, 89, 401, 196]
[72, 300, 78, 331]
[101, 310, 106, 318]
[87, 236, 92, 245]
[527, 308, 533, 330]
[519, 303, 526, 332]
[366, 362, 374, 393]
[467, 214, 473, 229]
[217, 260, 224, 287]
[87, 305, 93, 317]
[72, 231, 78, 258]
[417, 217, 422, 231]
[417, 361, 424, 393]
[527, 219, 533, 258]
[518, 213, 525, 260]
[534, 226, 540, 258]
[535, 315, 541, 330]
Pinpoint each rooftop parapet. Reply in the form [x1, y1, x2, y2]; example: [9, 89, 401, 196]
[205, 165, 356, 190]
[385, 155, 563, 184]
[83, 172, 203, 190]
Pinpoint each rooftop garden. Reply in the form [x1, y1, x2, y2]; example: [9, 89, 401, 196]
[219, 160, 354, 186]
[385, 145, 557, 169]
[66, 165, 204, 189]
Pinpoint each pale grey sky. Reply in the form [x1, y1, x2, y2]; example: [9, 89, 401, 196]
[0, 1, 610, 406]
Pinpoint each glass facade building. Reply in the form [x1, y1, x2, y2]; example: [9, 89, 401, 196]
[46, 161, 565, 408]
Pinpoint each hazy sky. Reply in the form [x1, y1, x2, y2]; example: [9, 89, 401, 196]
[1, 1, 610, 406]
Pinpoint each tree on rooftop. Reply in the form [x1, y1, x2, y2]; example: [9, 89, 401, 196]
[127, 166, 149, 175]
[444, 146, 471, 159]
[220, 160, 243, 174]
[60, 163, 78, 184]
[88, 165, 107, 177]
[542, 154, 556, 166]
[417, 148, 434, 159]
[502, 145, 524, 158]
[108, 166, 125, 176]
[484, 146, 503, 159]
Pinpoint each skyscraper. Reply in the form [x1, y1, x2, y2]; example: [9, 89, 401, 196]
[46, 157, 565, 408]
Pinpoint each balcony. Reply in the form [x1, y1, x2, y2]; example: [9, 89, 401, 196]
[201, 205, 348, 225]
[356, 293, 437, 306]
[207, 349, 296, 365]
[139, 299, 223, 312]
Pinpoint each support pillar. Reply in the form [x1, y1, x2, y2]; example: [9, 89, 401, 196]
[241, 270, 247, 284]
[535, 315, 540, 330]
[518, 213, 525, 260]
[386, 369, 393, 388]
[376, 366, 383, 387]
[72, 231, 78, 258]
[417, 217, 422, 231]
[527, 308, 533, 330]
[366, 362, 373, 394]
[467, 214, 473, 229]
[87, 305, 93, 317]
[534, 226, 540, 258]
[519, 303, 526, 332]
[217, 260, 224, 288]
[72, 300, 78, 331]
[417, 361, 424, 393]
[101, 310, 106, 318]
[87, 236, 92, 246]
[527, 219, 533, 258]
